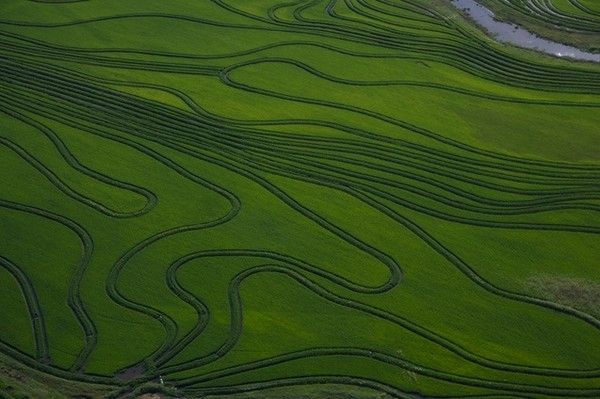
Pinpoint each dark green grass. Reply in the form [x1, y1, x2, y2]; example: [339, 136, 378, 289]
[0, 0, 599, 398]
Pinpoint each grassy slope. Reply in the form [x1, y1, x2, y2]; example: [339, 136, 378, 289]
[0, 352, 112, 399]
[0, 0, 599, 398]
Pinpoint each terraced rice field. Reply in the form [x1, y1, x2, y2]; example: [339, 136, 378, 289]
[0, 0, 599, 397]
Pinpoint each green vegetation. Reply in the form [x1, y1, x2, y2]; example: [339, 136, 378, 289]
[0, 0, 599, 397]
[0, 351, 111, 399]
[525, 275, 600, 317]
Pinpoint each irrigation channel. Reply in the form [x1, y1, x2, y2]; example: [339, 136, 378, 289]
[451, 0, 600, 62]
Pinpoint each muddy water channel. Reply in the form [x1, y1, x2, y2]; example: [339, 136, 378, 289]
[451, 0, 600, 63]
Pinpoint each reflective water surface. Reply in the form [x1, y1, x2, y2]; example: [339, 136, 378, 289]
[451, 0, 600, 63]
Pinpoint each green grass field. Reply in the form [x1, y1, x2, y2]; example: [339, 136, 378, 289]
[0, 0, 599, 398]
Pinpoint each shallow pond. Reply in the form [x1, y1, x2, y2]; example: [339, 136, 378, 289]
[451, 0, 600, 63]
